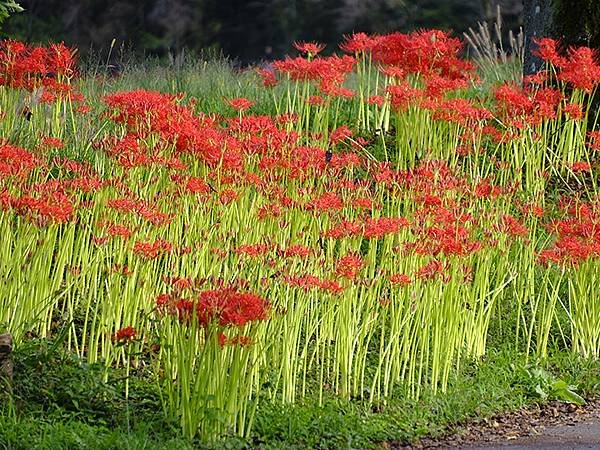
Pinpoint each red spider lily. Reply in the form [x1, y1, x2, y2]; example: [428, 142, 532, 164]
[421, 224, 482, 257]
[335, 254, 364, 280]
[196, 289, 270, 327]
[113, 326, 137, 344]
[417, 259, 448, 281]
[539, 200, 600, 266]
[243, 172, 263, 187]
[366, 95, 385, 106]
[256, 67, 278, 87]
[415, 193, 443, 207]
[371, 30, 474, 80]
[41, 136, 64, 149]
[563, 102, 584, 121]
[273, 54, 355, 84]
[523, 70, 549, 87]
[283, 274, 345, 294]
[587, 131, 600, 151]
[91, 235, 109, 246]
[218, 332, 254, 347]
[163, 276, 194, 293]
[308, 95, 326, 106]
[172, 175, 212, 195]
[52, 157, 94, 176]
[571, 161, 593, 173]
[558, 46, 600, 92]
[532, 87, 563, 121]
[539, 237, 600, 266]
[520, 203, 545, 218]
[381, 66, 405, 79]
[389, 273, 411, 286]
[279, 244, 312, 259]
[0, 40, 77, 90]
[257, 203, 282, 220]
[104, 89, 181, 124]
[133, 238, 174, 259]
[306, 192, 344, 212]
[219, 189, 238, 205]
[76, 104, 91, 114]
[108, 197, 173, 226]
[105, 222, 133, 239]
[10, 192, 74, 224]
[0, 141, 42, 179]
[324, 219, 363, 239]
[319, 82, 354, 99]
[533, 38, 567, 68]
[424, 74, 468, 99]
[494, 83, 534, 119]
[352, 197, 376, 210]
[38, 79, 85, 105]
[363, 217, 409, 239]
[472, 179, 504, 199]
[47, 42, 78, 77]
[498, 214, 528, 238]
[235, 243, 270, 258]
[293, 41, 326, 57]
[339, 32, 376, 55]
[329, 125, 353, 144]
[319, 279, 345, 295]
[101, 133, 152, 169]
[227, 97, 254, 112]
[227, 334, 254, 346]
[111, 264, 132, 277]
[387, 82, 423, 111]
[423, 97, 492, 126]
[481, 125, 513, 144]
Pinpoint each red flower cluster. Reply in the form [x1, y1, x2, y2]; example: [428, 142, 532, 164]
[133, 238, 174, 259]
[227, 97, 254, 112]
[293, 41, 326, 57]
[335, 254, 364, 280]
[371, 30, 474, 81]
[157, 289, 270, 328]
[534, 38, 600, 92]
[113, 326, 137, 344]
[283, 274, 345, 294]
[107, 197, 172, 226]
[539, 201, 600, 266]
[0, 142, 41, 179]
[0, 40, 77, 90]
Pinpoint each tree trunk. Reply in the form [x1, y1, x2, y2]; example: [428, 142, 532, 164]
[522, 0, 554, 76]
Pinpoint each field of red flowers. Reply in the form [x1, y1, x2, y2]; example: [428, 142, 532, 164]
[0, 32, 599, 443]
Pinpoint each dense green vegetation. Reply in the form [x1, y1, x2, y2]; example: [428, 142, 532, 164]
[2, 335, 599, 449]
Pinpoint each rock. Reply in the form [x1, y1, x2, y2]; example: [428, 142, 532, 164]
[0, 333, 13, 385]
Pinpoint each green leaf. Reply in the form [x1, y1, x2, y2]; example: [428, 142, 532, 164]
[551, 380, 586, 405]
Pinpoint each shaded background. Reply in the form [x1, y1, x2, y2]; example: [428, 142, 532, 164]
[3, 0, 523, 63]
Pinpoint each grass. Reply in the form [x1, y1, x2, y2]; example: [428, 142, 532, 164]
[2, 332, 599, 449]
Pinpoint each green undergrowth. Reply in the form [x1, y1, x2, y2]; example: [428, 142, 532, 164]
[1, 336, 598, 450]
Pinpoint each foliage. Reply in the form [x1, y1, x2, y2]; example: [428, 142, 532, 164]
[0, 0, 22, 27]
[553, 0, 600, 49]
[1, 0, 523, 62]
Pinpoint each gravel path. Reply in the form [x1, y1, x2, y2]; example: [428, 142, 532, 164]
[391, 399, 600, 449]
[463, 419, 600, 449]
